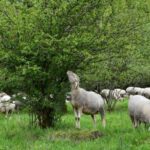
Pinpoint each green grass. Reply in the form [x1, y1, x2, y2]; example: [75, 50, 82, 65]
[0, 101, 150, 150]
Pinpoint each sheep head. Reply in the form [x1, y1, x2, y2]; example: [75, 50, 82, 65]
[67, 71, 80, 89]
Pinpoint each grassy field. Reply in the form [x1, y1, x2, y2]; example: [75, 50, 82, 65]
[0, 101, 150, 150]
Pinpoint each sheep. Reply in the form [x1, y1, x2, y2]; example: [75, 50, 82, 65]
[128, 95, 150, 128]
[100, 89, 110, 100]
[101, 88, 127, 101]
[111, 89, 122, 100]
[143, 88, 150, 99]
[67, 71, 106, 129]
[126, 87, 146, 96]
[0, 102, 16, 117]
[5, 103, 16, 117]
[113, 89, 128, 100]
[0, 92, 6, 97]
[12, 100, 23, 111]
[126, 87, 136, 95]
[0, 103, 5, 113]
[0, 92, 11, 102]
[133, 87, 145, 95]
[118, 89, 128, 99]
[126, 87, 150, 98]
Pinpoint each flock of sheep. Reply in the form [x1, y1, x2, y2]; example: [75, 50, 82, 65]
[0, 92, 23, 117]
[67, 71, 150, 129]
[0, 71, 149, 130]
[126, 87, 150, 99]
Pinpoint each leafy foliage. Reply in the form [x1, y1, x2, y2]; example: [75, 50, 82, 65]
[0, 0, 150, 127]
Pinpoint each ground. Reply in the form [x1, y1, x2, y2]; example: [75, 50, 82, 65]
[0, 100, 150, 150]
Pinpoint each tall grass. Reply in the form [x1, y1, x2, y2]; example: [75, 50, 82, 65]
[0, 101, 150, 150]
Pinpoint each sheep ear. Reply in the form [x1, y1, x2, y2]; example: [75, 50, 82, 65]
[74, 74, 80, 82]
[67, 71, 79, 82]
[74, 82, 79, 88]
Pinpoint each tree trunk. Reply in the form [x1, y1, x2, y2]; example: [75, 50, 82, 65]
[36, 107, 55, 128]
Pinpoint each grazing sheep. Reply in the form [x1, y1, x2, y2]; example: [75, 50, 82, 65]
[126, 87, 150, 98]
[113, 89, 127, 100]
[101, 88, 127, 101]
[126, 87, 135, 95]
[112, 89, 122, 100]
[100, 89, 110, 100]
[143, 88, 150, 99]
[67, 71, 106, 129]
[0, 103, 5, 113]
[0, 92, 11, 102]
[133, 87, 144, 95]
[0, 102, 16, 117]
[12, 100, 23, 111]
[128, 95, 150, 128]
[5, 103, 16, 117]
[0, 92, 6, 97]
[118, 89, 128, 99]
[126, 87, 145, 96]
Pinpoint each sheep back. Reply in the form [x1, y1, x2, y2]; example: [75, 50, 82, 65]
[128, 95, 150, 123]
[71, 88, 104, 114]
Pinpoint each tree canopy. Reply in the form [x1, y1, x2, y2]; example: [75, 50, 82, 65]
[0, 0, 150, 127]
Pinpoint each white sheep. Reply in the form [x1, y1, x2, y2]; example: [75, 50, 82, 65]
[0, 102, 16, 117]
[143, 88, 150, 99]
[133, 87, 144, 95]
[113, 89, 127, 100]
[126, 87, 136, 95]
[5, 103, 16, 117]
[67, 71, 106, 129]
[126, 87, 145, 95]
[12, 100, 23, 111]
[126, 87, 150, 98]
[0, 92, 11, 102]
[101, 88, 127, 101]
[0, 103, 5, 113]
[100, 89, 110, 100]
[128, 95, 150, 128]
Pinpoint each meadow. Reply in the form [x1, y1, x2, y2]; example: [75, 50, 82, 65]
[0, 100, 150, 150]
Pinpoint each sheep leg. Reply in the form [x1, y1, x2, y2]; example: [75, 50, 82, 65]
[5, 109, 9, 118]
[134, 118, 138, 128]
[74, 108, 81, 129]
[130, 115, 135, 127]
[73, 108, 78, 128]
[129, 114, 139, 128]
[76, 108, 82, 129]
[99, 107, 106, 128]
[91, 114, 96, 128]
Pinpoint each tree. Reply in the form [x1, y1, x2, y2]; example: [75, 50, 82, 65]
[0, 0, 150, 127]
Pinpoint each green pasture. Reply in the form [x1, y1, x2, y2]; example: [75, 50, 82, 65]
[0, 101, 150, 150]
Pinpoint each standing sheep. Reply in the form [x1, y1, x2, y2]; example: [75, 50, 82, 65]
[0, 102, 16, 117]
[113, 89, 127, 100]
[5, 103, 16, 117]
[143, 88, 150, 99]
[0, 92, 11, 102]
[67, 71, 106, 129]
[100, 89, 110, 100]
[12, 100, 23, 111]
[126, 87, 135, 95]
[128, 95, 150, 128]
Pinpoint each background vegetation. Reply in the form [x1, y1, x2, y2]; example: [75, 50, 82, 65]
[0, 0, 150, 127]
